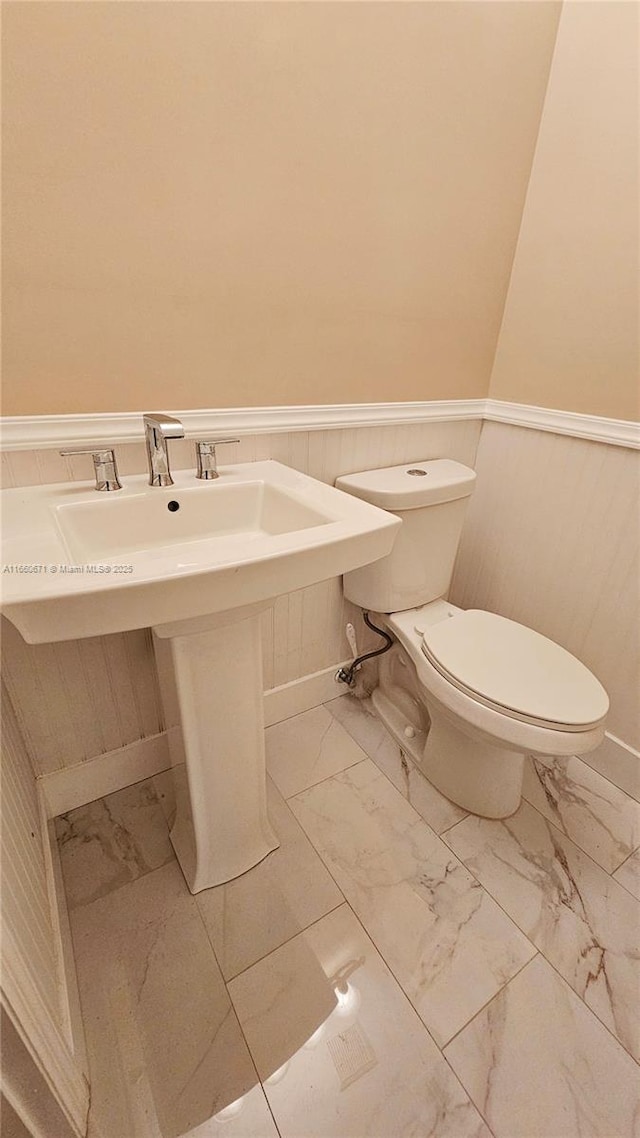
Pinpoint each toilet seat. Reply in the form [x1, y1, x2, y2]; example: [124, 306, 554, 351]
[419, 609, 609, 732]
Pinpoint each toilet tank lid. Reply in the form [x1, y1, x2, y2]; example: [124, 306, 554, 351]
[336, 459, 476, 510]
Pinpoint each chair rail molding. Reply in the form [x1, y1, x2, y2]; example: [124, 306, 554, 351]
[0, 400, 485, 451]
[483, 400, 640, 449]
[0, 399, 638, 452]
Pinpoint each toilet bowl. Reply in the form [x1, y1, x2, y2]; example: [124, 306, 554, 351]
[380, 600, 607, 817]
[336, 461, 609, 819]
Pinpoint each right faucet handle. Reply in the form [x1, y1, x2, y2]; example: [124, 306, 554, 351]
[194, 438, 240, 480]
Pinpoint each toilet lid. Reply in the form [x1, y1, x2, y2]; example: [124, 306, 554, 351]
[421, 610, 609, 729]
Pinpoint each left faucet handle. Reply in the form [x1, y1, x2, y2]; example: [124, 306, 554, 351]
[59, 447, 123, 492]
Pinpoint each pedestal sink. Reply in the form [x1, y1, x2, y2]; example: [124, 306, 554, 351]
[1, 461, 400, 891]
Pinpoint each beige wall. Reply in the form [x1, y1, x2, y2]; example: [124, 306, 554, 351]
[490, 2, 639, 421]
[2, 1, 560, 415]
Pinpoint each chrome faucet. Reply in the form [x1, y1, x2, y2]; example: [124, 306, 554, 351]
[143, 413, 185, 487]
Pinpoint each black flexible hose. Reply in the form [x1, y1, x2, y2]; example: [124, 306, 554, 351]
[335, 611, 394, 686]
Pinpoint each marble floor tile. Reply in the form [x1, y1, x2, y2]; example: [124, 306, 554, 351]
[522, 752, 640, 872]
[266, 704, 367, 798]
[444, 801, 640, 1060]
[326, 694, 468, 833]
[87, 1084, 278, 1138]
[180, 1086, 280, 1137]
[55, 777, 174, 909]
[444, 955, 639, 1138]
[290, 759, 535, 1046]
[614, 847, 640, 901]
[229, 904, 491, 1138]
[196, 776, 343, 979]
[71, 861, 274, 1138]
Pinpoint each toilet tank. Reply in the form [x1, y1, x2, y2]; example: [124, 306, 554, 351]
[336, 459, 476, 613]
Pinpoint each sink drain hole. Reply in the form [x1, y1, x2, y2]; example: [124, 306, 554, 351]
[167, 500, 180, 512]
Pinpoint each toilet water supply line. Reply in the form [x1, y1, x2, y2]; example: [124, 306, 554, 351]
[335, 612, 394, 687]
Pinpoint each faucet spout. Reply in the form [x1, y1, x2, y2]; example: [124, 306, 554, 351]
[143, 412, 185, 487]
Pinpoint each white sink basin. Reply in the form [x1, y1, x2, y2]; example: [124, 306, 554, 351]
[1, 460, 400, 643]
[56, 480, 333, 561]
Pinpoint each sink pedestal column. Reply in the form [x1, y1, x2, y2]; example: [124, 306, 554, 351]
[153, 604, 279, 893]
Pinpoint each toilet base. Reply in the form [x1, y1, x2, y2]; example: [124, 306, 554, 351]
[371, 687, 428, 769]
[421, 706, 524, 818]
[371, 632, 529, 819]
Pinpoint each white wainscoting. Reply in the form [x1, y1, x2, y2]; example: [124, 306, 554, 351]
[1, 619, 164, 775]
[452, 421, 640, 765]
[0, 681, 89, 1136]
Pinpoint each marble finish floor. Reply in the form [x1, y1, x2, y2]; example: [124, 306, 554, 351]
[57, 695, 640, 1138]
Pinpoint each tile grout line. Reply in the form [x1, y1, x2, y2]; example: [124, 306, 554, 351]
[74, 768, 291, 1135]
[278, 758, 534, 1086]
[512, 942, 640, 1070]
[499, 779, 640, 884]
[59, 782, 286, 1133]
[339, 897, 500, 1138]
[440, 807, 640, 1067]
[324, 698, 470, 839]
[612, 845, 640, 873]
[58, 754, 466, 1133]
[266, 690, 349, 728]
[75, 720, 639, 1075]
[295, 710, 552, 1068]
[579, 751, 640, 805]
[188, 878, 286, 1138]
[612, 874, 640, 903]
[326, 697, 640, 869]
[441, 950, 541, 1052]
[60, 828, 276, 1136]
[331, 699, 640, 899]
[65, 708, 640, 1138]
[439, 784, 634, 891]
[58, 787, 179, 916]
[283, 710, 637, 1074]
[317, 701, 640, 1066]
[519, 759, 640, 876]
[436, 812, 470, 839]
[218, 899, 347, 985]
[435, 958, 540, 1138]
[278, 753, 371, 802]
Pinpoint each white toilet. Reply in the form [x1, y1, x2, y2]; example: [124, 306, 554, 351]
[336, 460, 609, 818]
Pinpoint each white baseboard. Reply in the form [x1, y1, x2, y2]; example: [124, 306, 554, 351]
[35, 785, 76, 1053]
[264, 662, 348, 726]
[581, 731, 640, 803]
[39, 669, 347, 816]
[39, 733, 170, 818]
[44, 806, 89, 1080]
